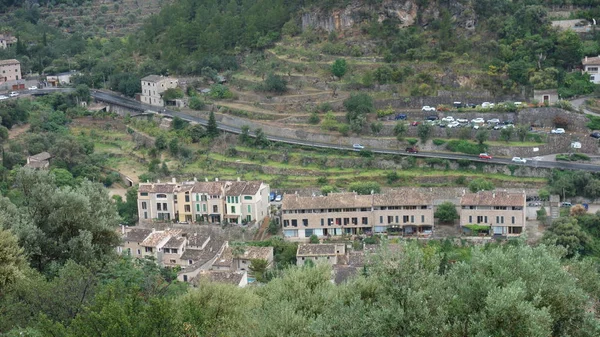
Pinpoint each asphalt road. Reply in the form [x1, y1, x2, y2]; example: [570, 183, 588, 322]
[32, 88, 600, 173]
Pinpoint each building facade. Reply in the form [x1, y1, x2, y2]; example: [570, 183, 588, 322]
[281, 191, 434, 240]
[0, 33, 17, 49]
[0, 59, 21, 82]
[296, 243, 346, 267]
[460, 191, 526, 237]
[582, 56, 600, 84]
[138, 178, 271, 225]
[140, 75, 178, 106]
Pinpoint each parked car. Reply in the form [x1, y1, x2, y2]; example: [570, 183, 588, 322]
[512, 157, 527, 163]
[456, 118, 469, 123]
[422, 105, 436, 112]
[353, 144, 365, 150]
[28, 86, 37, 90]
[551, 128, 565, 134]
[269, 192, 276, 202]
[465, 103, 477, 108]
[561, 202, 572, 208]
[0, 95, 8, 100]
[514, 102, 523, 107]
[447, 121, 460, 128]
[406, 147, 419, 153]
[441, 116, 455, 122]
[590, 131, 600, 139]
[487, 118, 500, 124]
[411, 121, 420, 126]
[493, 125, 502, 130]
[275, 195, 283, 202]
[9, 91, 18, 97]
[453, 102, 463, 108]
[479, 153, 493, 159]
[471, 118, 485, 123]
[426, 115, 438, 121]
[481, 102, 492, 108]
[395, 114, 407, 120]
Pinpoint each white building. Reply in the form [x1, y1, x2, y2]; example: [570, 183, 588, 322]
[0, 59, 21, 83]
[582, 56, 600, 84]
[140, 75, 178, 107]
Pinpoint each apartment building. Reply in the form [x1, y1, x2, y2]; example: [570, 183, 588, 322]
[0, 59, 21, 82]
[140, 75, 178, 106]
[281, 191, 434, 240]
[138, 178, 271, 225]
[460, 191, 526, 236]
[296, 243, 346, 267]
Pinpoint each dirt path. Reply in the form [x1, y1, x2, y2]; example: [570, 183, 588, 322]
[8, 124, 29, 139]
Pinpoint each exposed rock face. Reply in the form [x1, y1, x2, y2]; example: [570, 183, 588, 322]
[301, 0, 476, 32]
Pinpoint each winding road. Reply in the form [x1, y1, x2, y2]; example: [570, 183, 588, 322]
[33, 88, 600, 173]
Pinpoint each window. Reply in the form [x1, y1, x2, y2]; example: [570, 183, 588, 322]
[144, 212, 147, 219]
[142, 202, 147, 210]
[157, 203, 162, 211]
[588, 67, 598, 72]
[328, 218, 333, 226]
[163, 203, 168, 211]
[247, 205, 251, 213]
[188, 260, 193, 265]
[140, 192, 148, 196]
[303, 219, 308, 227]
[185, 205, 191, 212]
[403, 215, 409, 223]
[196, 204, 200, 212]
[201, 195, 207, 201]
[379, 216, 383, 224]
[362, 217, 368, 225]
[231, 206, 236, 213]
[421, 215, 425, 223]
[387, 216, 393, 224]
[203, 204, 207, 212]
[213, 205, 218, 213]
[163, 248, 170, 253]
[321, 219, 324, 226]
[185, 195, 190, 202]
[395, 216, 399, 223]
[292, 219, 298, 227]
[469, 215, 472, 223]
[244, 196, 252, 200]
[283, 220, 289, 227]
[170, 259, 176, 264]
[172, 249, 178, 254]
[145, 247, 152, 253]
[512, 216, 515, 224]
[183, 275, 188, 282]
[411, 215, 415, 223]
[137, 249, 141, 255]
[157, 194, 167, 199]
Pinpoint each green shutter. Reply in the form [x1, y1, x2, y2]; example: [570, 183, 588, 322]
[247, 205, 251, 212]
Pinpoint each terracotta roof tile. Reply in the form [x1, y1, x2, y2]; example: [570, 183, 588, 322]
[195, 271, 245, 286]
[0, 59, 19, 66]
[164, 236, 185, 248]
[225, 181, 247, 196]
[583, 56, 600, 65]
[297, 244, 336, 256]
[192, 181, 223, 195]
[239, 246, 273, 260]
[29, 152, 51, 161]
[460, 191, 525, 207]
[123, 228, 153, 243]
[283, 190, 431, 210]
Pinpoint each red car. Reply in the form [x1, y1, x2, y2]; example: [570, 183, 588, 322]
[411, 121, 419, 126]
[479, 153, 492, 159]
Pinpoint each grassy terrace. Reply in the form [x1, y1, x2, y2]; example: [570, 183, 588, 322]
[71, 118, 546, 189]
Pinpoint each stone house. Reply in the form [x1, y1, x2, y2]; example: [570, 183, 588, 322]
[582, 56, 600, 84]
[0, 59, 21, 82]
[533, 89, 559, 105]
[25, 152, 52, 169]
[460, 191, 526, 237]
[296, 243, 346, 267]
[140, 75, 178, 107]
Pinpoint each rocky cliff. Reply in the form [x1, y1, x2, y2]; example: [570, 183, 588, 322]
[301, 0, 476, 33]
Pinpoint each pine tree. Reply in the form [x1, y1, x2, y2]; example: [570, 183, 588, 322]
[207, 111, 219, 138]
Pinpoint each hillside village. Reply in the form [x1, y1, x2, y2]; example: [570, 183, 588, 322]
[2, 0, 600, 335]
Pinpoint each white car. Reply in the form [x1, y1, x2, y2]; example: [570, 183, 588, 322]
[275, 195, 282, 202]
[512, 157, 527, 164]
[514, 102, 523, 107]
[481, 102, 491, 108]
[422, 106, 436, 112]
[487, 118, 500, 124]
[441, 116, 454, 122]
[447, 121, 460, 128]
[456, 118, 468, 123]
[551, 128, 565, 134]
[353, 144, 365, 150]
[9, 91, 18, 97]
[28, 86, 37, 90]
[0, 95, 8, 100]
[471, 118, 485, 123]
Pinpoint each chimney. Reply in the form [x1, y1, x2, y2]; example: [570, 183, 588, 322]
[152, 228, 156, 233]
[172, 177, 176, 183]
[215, 178, 219, 182]
[193, 177, 197, 182]
[462, 189, 465, 196]
[586, 56, 588, 62]
[237, 177, 241, 182]
[205, 177, 208, 182]
[493, 192, 496, 198]
[121, 224, 125, 235]
[157, 179, 161, 183]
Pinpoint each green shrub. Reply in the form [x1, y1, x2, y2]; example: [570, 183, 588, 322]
[572, 153, 590, 161]
[433, 139, 446, 146]
[587, 115, 600, 130]
[446, 140, 486, 155]
[189, 96, 205, 110]
[406, 138, 418, 145]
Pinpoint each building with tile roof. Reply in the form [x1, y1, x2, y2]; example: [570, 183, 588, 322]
[296, 243, 346, 266]
[0, 58, 20, 82]
[282, 190, 434, 241]
[460, 191, 526, 237]
[583, 56, 600, 84]
[140, 75, 178, 106]
[193, 270, 248, 287]
[138, 178, 270, 225]
[213, 246, 274, 271]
